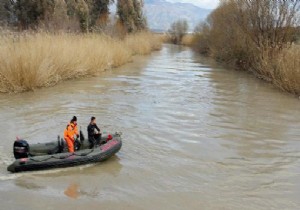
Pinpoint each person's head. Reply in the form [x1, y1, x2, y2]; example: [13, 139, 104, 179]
[91, 116, 96, 124]
[70, 116, 77, 125]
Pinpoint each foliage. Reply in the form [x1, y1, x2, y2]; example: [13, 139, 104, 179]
[88, 0, 113, 29]
[0, 0, 145, 33]
[0, 0, 14, 25]
[117, 0, 147, 33]
[13, 0, 55, 30]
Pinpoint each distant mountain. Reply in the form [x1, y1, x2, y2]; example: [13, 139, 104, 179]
[144, 0, 212, 32]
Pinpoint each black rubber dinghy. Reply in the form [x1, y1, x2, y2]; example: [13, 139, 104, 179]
[7, 132, 122, 173]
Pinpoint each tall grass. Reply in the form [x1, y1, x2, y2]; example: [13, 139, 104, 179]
[0, 32, 162, 93]
[181, 34, 195, 46]
[273, 45, 300, 94]
[125, 32, 162, 55]
[160, 34, 195, 45]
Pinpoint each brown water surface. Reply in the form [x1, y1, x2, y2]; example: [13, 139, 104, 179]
[0, 45, 299, 210]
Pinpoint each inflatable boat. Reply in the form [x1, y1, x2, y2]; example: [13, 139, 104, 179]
[7, 132, 122, 173]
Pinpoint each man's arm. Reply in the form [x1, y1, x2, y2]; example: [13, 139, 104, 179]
[95, 124, 100, 132]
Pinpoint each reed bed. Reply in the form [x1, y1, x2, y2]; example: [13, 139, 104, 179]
[181, 34, 195, 46]
[125, 32, 162, 55]
[273, 45, 300, 95]
[0, 32, 162, 93]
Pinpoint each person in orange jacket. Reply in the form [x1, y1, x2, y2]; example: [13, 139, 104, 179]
[64, 116, 79, 153]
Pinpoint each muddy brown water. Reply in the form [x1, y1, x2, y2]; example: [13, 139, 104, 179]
[0, 45, 299, 210]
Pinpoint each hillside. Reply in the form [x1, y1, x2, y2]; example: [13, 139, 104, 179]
[144, 0, 211, 31]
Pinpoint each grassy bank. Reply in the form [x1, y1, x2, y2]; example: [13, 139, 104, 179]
[0, 32, 162, 93]
[192, 31, 300, 95]
[191, 1, 300, 96]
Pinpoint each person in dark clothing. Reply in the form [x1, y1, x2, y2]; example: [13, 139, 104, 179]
[87, 116, 101, 148]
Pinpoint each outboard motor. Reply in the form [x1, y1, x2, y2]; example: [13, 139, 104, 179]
[13, 140, 29, 159]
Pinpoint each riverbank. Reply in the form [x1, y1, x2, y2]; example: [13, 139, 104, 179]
[0, 32, 162, 93]
[1, 44, 299, 210]
[190, 32, 300, 96]
[180, 32, 300, 96]
[183, 1, 300, 96]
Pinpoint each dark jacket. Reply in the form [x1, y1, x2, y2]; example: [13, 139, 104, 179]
[87, 123, 100, 138]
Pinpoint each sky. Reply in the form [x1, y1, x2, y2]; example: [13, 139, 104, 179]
[166, 0, 220, 9]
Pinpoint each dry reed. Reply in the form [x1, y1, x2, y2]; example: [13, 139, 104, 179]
[0, 32, 162, 93]
[192, 0, 300, 96]
[181, 34, 195, 46]
[273, 45, 300, 95]
[125, 32, 162, 55]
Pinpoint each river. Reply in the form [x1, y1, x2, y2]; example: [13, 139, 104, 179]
[0, 44, 299, 210]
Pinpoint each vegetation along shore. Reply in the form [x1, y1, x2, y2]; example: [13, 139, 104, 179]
[0, 32, 161, 93]
[0, 0, 162, 93]
[169, 0, 300, 96]
[193, 0, 300, 96]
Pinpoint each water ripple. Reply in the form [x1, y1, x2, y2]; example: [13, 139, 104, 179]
[0, 44, 299, 209]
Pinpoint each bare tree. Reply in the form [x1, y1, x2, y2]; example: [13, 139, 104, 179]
[232, 0, 300, 49]
[168, 19, 188, 44]
[194, 0, 300, 94]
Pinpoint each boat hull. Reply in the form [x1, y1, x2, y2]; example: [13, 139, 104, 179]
[7, 137, 122, 173]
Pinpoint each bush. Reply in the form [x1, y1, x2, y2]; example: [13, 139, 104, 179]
[193, 0, 300, 95]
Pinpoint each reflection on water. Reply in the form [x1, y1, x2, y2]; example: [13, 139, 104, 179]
[0, 44, 299, 210]
[15, 178, 45, 190]
[64, 183, 102, 199]
[64, 183, 80, 199]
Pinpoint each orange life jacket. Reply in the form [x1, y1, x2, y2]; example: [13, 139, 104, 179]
[64, 122, 78, 140]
